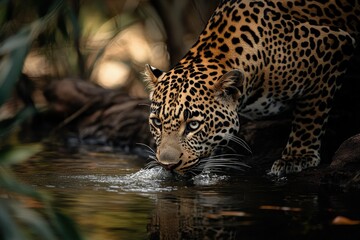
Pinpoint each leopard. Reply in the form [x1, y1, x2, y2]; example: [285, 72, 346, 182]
[144, 0, 360, 177]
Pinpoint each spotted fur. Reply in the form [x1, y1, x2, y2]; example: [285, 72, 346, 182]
[145, 0, 360, 176]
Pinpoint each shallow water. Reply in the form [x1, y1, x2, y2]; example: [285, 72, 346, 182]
[14, 149, 360, 240]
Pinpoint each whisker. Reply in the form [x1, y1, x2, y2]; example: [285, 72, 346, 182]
[145, 160, 159, 169]
[204, 163, 248, 170]
[222, 145, 237, 153]
[201, 160, 247, 168]
[214, 144, 238, 154]
[136, 143, 156, 154]
[136, 143, 158, 169]
[229, 135, 252, 154]
[148, 155, 157, 161]
[204, 153, 245, 160]
[194, 157, 249, 174]
[230, 136, 248, 148]
[140, 150, 155, 157]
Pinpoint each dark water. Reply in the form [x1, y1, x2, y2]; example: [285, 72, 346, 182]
[14, 149, 360, 240]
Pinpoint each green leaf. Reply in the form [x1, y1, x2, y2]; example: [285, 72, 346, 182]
[11, 202, 57, 240]
[0, 202, 27, 240]
[0, 144, 42, 166]
[0, 21, 39, 105]
[0, 0, 64, 105]
[53, 211, 85, 240]
[0, 37, 29, 105]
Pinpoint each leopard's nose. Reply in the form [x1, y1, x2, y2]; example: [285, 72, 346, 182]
[158, 151, 181, 170]
[160, 162, 178, 171]
[158, 146, 182, 168]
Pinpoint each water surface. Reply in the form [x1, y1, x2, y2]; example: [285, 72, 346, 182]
[14, 149, 360, 239]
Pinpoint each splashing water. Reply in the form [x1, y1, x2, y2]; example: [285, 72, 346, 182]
[72, 166, 230, 193]
[113, 167, 177, 193]
[118, 167, 175, 192]
[192, 170, 229, 186]
[122, 167, 231, 188]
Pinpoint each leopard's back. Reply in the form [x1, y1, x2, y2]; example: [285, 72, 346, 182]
[145, 0, 359, 176]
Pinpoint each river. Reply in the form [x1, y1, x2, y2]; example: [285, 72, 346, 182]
[14, 148, 360, 239]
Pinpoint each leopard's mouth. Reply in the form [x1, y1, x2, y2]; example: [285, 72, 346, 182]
[155, 157, 202, 176]
[148, 148, 248, 176]
[157, 159, 183, 171]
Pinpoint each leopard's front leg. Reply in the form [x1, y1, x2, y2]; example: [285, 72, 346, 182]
[270, 92, 333, 176]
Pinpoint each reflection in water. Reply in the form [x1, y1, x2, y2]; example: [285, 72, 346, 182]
[14, 151, 360, 240]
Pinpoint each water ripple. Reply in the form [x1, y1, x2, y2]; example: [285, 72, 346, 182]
[70, 166, 230, 194]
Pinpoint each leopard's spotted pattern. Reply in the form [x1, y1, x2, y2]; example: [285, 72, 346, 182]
[145, 0, 360, 176]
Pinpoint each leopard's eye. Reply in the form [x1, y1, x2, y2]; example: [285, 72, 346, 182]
[186, 121, 200, 132]
[151, 117, 162, 129]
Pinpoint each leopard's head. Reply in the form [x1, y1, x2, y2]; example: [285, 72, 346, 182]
[144, 64, 246, 174]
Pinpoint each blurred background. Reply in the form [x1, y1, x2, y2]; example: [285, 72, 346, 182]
[0, 0, 219, 149]
[0, 0, 218, 96]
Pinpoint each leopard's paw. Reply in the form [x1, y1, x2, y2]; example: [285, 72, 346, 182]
[269, 156, 320, 177]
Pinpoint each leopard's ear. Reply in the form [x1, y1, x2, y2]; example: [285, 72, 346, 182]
[144, 64, 164, 94]
[214, 69, 244, 98]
